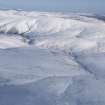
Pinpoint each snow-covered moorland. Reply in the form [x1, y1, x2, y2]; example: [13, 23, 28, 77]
[0, 10, 105, 105]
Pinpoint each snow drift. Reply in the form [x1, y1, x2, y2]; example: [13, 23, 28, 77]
[0, 10, 105, 105]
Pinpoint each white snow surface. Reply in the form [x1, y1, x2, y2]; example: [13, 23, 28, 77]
[0, 10, 105, 105]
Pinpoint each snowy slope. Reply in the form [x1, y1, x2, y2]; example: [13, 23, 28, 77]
[0, 10, 105, 105]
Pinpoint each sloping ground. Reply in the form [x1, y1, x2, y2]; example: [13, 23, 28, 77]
[0, 10, 105, 105]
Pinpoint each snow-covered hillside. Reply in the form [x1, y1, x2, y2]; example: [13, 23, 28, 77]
[0, 10, 105, 105]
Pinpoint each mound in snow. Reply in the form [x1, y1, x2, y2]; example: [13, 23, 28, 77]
[0, 10, 105, 105]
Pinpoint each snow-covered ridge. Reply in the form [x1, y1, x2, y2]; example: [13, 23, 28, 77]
[0, 10, 105, 51]
[0, 10, 105, 105]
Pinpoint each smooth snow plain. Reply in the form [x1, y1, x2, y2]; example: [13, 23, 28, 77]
[0, 10, 105, 105]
